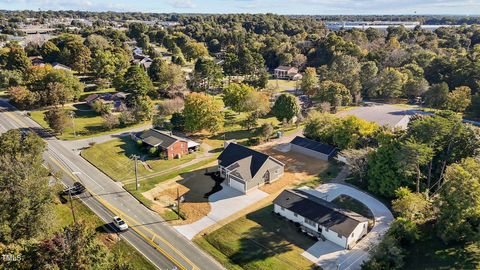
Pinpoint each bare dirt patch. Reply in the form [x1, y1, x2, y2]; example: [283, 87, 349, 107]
[255, 145, 330, 194]
[142, 163, 220, 225]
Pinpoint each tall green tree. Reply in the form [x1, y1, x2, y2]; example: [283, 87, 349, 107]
[118, 65, 153, 98]
[223, 83, 254, 113]
[0, 130, 54, 243]
[183, 93, 224, 133]
[300, 67, 319, 96]
[436, 158, 480, 243]
[35, 222, 110, 270]
[316, 80, 352, 111]
[272, 93, 300, 122]
[44, 107, 72, 134]
[6, 44, 31, 73]
[446, 86, 472, 112]
[424, 83, 449, 109]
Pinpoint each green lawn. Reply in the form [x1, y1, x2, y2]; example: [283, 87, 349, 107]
[267, 79, 299, 92]
[404, 224, 480, 269]
[205, 109, 299, 150]
[30, 104, 148, 140]
[331, 195, 374, 223]
[79, 87, 117, 101]
[81, 137, 198, 182]
[298, 160, 343, 188]
[195, 205, 319, 270]
[53, 196, 155, 269]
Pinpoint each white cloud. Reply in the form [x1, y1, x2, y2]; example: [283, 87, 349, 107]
[166, 0, 196, 9]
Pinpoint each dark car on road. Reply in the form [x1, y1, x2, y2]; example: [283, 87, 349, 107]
[63, 182, 86, 195]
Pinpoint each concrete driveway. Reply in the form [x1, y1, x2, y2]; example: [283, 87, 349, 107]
[300, 183, 394, 270]
[173, 184, 268, 240]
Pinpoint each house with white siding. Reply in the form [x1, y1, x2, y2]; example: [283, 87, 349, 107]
[273, 189, 368, 249]
[217, 143, 284, 193]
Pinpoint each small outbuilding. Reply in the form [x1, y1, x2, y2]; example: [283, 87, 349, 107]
[289, 136, 337, 161]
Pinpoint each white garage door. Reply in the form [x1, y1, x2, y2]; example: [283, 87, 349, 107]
[229, 177, 245, 193]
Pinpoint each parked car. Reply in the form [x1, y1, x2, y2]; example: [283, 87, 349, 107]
[113, 216, 128, 231]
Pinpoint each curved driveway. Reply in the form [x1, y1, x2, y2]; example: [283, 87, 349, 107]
[300, 183, 394, 270]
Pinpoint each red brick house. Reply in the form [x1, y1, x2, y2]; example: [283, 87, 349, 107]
[137, 129, 199, 160]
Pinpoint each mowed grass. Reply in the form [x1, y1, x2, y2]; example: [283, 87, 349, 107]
[53, 196, 155, 269]
[332, 195, 374, 220]
[404, 224, 480, 269]
[267, 79, 299, 92]
[195, 205, 319, 270]
[81, 137, 197, 182]
[30, 103, 147, 140]
[204, 109, 299, 150]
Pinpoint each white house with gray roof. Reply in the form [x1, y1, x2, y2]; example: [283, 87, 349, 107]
[273, 189, 369, 249]
[217, 143, 284, 193]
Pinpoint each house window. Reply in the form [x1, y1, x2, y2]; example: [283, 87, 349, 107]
[304, 218, 316, 227]
[281, 207, 285, 211]
[325, 228, 329, 232]
[351, 232, 354, 237]
[294, 213, 298, 217]
[337, 233, 342, 238]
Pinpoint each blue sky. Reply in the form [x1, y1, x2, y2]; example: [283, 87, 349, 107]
[1, 0, 479, 15]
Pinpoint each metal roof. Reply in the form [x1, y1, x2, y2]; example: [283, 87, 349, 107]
[291, 136, 337, 156]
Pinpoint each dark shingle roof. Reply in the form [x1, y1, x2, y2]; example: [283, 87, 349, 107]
[139, 129, 179, 149]
[218, 143, 271, 180]
[291, 136, 337, 156]
[273, 189, 368, 237]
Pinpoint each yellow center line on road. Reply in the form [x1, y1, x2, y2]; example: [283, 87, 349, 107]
[49, 153, 195, 270]
[3, 109, 198, 270]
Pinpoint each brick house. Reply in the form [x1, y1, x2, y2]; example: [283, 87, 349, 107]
[135, 129, 199, 160]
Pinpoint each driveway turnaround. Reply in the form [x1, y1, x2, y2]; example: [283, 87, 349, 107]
[174, 184, 268, 240]
[300, 183, 394, 270]
[336, 103, 422, 129]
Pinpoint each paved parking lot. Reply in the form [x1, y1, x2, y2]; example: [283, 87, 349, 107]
[300, 183, 394, 270]
[337, 103, 422, 129]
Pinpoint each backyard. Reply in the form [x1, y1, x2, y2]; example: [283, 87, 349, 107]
[81, 136, 199, 182]
[30, 103, 147, 140]
[267, 79, 299, 93]
[195, 204, 319, 270]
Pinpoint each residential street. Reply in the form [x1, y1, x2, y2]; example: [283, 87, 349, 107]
[0, 100, 224, 270]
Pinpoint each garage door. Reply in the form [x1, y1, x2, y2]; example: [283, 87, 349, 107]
[229, 177, 245, 193]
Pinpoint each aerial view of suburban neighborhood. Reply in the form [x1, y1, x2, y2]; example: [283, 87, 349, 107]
[1, 1, 480, 269]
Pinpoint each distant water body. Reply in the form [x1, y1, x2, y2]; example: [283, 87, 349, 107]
[326, 22, 463, 31]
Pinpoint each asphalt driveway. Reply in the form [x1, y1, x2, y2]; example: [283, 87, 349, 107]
[336, 103, 422, 129]
[300, 183, 394, 270]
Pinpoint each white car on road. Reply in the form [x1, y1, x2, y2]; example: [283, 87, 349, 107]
[113, 216, 128, 231]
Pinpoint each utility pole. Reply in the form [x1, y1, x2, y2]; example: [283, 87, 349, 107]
[131, 155, 140, 190]
[177, 187, 180, 220]
[70, 111, 76, 137]
[68, 188, 76, 224]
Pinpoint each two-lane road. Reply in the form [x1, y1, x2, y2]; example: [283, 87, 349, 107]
[0, 100, 224, 270]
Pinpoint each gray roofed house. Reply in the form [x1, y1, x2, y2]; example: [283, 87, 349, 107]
[273, 189, 369, 249]
[51, 62, 72, 71]
[289, 136, 337, 160]
[218, 143, 284, 193]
